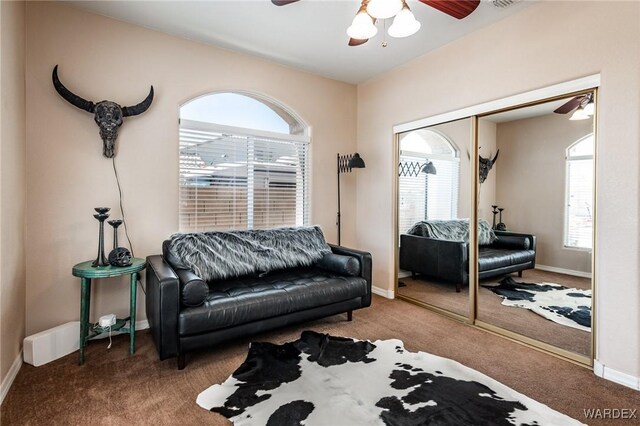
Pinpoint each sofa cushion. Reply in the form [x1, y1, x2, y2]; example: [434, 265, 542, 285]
[315, 253, 361, 277]
[164, 226, 331, 282]
[178, 267, 368, 336]
[478, 247, 536, 271]
[408, 219, 497, 245]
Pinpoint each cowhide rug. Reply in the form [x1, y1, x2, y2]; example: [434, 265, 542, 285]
[197, 331, 584, 426]
[483, 277, 591, 332]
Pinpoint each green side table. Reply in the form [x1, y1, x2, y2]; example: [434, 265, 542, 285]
[72, 257, 146, 365]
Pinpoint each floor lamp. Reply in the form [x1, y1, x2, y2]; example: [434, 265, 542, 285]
[337, 153, 365, 245]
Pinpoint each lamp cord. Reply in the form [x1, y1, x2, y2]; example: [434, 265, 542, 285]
[112, 157, 145, 295]
[112, 158, 135, 256]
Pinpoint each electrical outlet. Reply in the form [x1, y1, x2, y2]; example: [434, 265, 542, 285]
[99, 314, 116, 328]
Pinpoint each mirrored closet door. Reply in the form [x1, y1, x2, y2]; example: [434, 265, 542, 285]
[396, 118, 473, 319]
[393, 85, 597, 365]
[475, 92, 596, 362]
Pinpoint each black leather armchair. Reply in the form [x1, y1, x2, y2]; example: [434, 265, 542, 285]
[146, 243, 372, 369]
[399, 230, 536, 292]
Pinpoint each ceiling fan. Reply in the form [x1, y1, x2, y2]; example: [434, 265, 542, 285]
[554, 93, 594, 120]
[272, 0, 481, 46]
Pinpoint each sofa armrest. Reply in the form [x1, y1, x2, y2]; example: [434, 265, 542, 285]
[145, 255, 181, 360]
[328, 244, 372, 307]
[399, 234, 468, 283]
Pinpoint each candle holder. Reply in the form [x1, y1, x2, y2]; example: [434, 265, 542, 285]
[107, 219, 132, 267]
[496, 207, 507, 231]
[491, 205, 499, 229]
[92, 207, 110, 267]
[107, 219, 123, 250]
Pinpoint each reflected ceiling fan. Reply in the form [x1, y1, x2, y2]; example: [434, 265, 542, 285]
[554, 93, 595, 120]
[272, 0, 480, 46]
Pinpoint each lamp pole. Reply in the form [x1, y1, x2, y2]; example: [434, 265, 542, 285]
[336, 154, 342, 245]
[336, 153, 365, 246]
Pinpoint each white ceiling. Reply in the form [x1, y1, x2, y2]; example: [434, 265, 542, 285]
[63, 0, 534, 84]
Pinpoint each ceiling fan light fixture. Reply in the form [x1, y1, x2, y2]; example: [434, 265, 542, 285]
[347, 9, 378, 40]
[569, 106, 590, 121]
[367, 0, 403, 19]
[388, 4, 421, 38]
[583, 101, 595, 116]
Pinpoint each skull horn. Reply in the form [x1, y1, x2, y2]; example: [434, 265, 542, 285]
[122, 86, 154, 117]
[52, 65, 95, 113]
[491, 150, 500, 164]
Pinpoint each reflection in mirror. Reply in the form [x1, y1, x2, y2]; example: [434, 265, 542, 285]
[476, 93, 595, 359]
[396, 118, 472, 318]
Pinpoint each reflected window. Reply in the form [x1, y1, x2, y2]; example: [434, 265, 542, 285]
[565, 134, 594, 249]
[398, 129, 459, 234]
[179, 92, 309, 232]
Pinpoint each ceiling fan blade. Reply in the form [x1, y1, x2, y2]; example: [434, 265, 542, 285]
[419, 0, 480, 19]
[271, 0, 300, 6]
[554, 96, 586, 114]
[348, 38, 369, 47]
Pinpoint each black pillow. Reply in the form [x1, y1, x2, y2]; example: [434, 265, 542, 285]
[494, 236, 530, 250]
[175, 269, 209, 307]
[316, 253, 361, 276]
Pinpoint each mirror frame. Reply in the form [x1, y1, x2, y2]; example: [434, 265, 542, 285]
[393, 75, 599, 367]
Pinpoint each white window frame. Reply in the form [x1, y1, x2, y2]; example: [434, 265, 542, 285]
[563, 134, 594, 251]
[179, 119, 310, 233]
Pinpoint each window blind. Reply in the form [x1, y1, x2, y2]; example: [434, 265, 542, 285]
[565, 157, 593, 249]
[179, 120, 309, 232]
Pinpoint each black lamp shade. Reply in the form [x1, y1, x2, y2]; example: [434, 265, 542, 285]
[348, 153, 366, 169]
[421, 161, 436, 175]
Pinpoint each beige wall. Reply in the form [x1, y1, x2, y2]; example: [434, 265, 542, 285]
[478, 120, 497, 223]
[1, 1, 27, 383]
[25, 2, 357, 335]
[357, 1, 640, 377]
[492, 113, 593, 273]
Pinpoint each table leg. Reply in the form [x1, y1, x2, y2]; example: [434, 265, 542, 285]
[129, 273, 137, 354]
[79, 277, 91, 365]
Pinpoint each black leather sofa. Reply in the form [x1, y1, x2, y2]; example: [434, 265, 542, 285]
[399, 230, 536, 292]
[146, 243, 372, 369]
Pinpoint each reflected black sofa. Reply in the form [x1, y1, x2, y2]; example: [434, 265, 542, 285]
[145, 228, 372, 369]
[400, 230, 536, 292]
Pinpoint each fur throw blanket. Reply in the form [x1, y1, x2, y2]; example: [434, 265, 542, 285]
[408, 219, 497, 246]
[166, 226, 332, 282]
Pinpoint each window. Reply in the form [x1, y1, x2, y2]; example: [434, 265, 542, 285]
[179, 93, 309, 232]
[564, 134, 594, 249]
[398, 129, 459, 235]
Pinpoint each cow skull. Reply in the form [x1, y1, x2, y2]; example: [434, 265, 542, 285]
[52, 65, 154, 158]
[479, 150, 499, 183]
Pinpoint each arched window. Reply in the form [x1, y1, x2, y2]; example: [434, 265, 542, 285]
[398, 128, 460, 234]
[179, 92, 309, 232]
[564, 134, 595, 249]
[564, 134, 594, 249]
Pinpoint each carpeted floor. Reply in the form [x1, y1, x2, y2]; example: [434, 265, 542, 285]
[2, 296, 635, 426]
[397, 269, 591, 356]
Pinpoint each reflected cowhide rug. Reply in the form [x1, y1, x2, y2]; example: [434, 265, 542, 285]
[197, 331, 584, 425]
[483, 277, 591, 332]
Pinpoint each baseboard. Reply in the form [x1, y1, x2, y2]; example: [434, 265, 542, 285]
[0, 351, 23, 405]
[372, 285, 394, 299]
[397, 270, 411, 279]
[535, 264, 592, 279]
[593, 360, 640, 391]
[136, 319, 149, 330]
